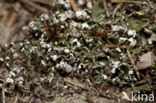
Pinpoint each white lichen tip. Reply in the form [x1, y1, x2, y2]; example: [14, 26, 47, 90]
[78, 0, 85, 5]
[128, 69, 134, 75]
[58, 0, 70, 8]
[29, 21, 38, 30]
[128, 30, 137, 37]
[72, 38, 81, 47]
[148, 34, 156, 44]
[40, 14, 49, 21]
[56, 61, 73, 73]
[6, 77, 14, 84]
[111, 61, 120, 74]
[112, 25, 126, 31]
[112, 61, 120, 68]
[51, 55, 58, 61]
[103, 74, 108, 79]
[87, 2, 92, 9]
[9, 71, 16, 77]
[76, 10, 89, 19]
[5, 56, 10, 60]
[58, 13, 67, 22]
[0, 58, 4, 61]
[82, 23, 90, 29]
[115, 47, 121, 52]
[128, 38, 137, 47]
[41, 60, 46, 66]
[64, 48, 70, 53]
[111, 68, 116, 74]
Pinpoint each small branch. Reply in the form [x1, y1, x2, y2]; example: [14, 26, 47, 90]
[88, 69, 95, 84]
[70, 0, 78, 12]
[113, 3, 123, 16]
[135, 80, 147, 85]
[30, 0, 53, 6]
[103, 0, 110, 18]
[64, 78, 87, 90]
[2, 85, 5, 103]
[5, 9, 17, 27]
[111, 0, 145, 4]
[140, 73, 151, 85]
[13, 95, 18, 103]
[20, 0, 48, 13]
[134, 74, 151, 86]
[126, 49, 140, 79]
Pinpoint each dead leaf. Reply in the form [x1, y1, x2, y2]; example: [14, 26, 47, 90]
[136, 52, 156, 70]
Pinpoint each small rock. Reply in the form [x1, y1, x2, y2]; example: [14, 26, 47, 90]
[136, 52, 156, 70]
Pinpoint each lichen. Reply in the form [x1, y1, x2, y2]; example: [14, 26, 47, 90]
[0, 0, 155, 100]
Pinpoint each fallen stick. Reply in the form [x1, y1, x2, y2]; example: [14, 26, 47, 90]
[13, 96, 18, 103]
[135, 79, 147, 85]
[70, 0, 78, 12]
[111, 0, 145, 4]
[4, 9, 17, 27]
[2, 86, 5, 103]
[103, 0, 110, 18]
[30, 0, 53, 6]
[64, 78, 87, 90]
[20, 0, 48, 13]
[113, 3, 123, 16]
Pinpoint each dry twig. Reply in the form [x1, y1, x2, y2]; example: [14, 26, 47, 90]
[103, 0, 110, 18]
[64, 78, 87, 90]
[5, 9, 17, 27]
[20, 0, 48, 13]
[30, 0, 53, 6]
[13, 96, 18, 103]
[87, 67, 94, 84]
[135, 79, 147, 85]
[70, 0, 78, 12]
[111, 0, 145, 4]
[126, 49, 140, 79]
[2, 85, 5, 103]
[113, 3, 123, 16]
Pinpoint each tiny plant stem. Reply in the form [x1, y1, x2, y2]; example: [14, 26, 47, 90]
[64, 78, 88, 90]
[126, 49, 140, 79]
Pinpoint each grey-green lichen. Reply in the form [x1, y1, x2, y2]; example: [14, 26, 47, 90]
[0, 0, 155, 99]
